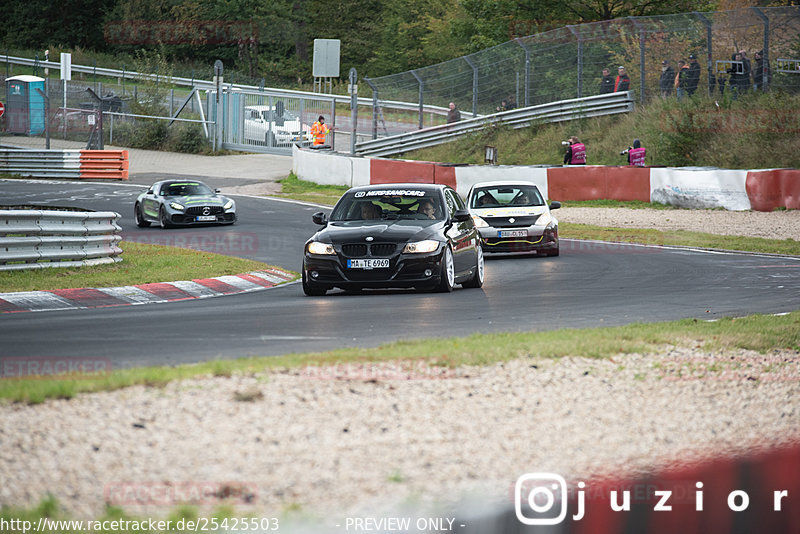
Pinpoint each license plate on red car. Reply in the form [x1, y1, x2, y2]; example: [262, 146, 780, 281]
[347, 259, 389, 269]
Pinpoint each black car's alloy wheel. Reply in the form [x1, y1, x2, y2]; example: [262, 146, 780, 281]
[436, 247, 455, 292]
[462, 245, 484, 288]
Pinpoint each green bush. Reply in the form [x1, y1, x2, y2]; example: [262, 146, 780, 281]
[165, 123, 208, 154]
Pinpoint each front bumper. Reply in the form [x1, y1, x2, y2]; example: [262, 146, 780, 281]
[168, 211, 237, 225]
[478, 225, 558, 254]
[303, 247, 446, 289]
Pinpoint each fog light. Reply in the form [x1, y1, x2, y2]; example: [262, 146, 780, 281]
[424, 269, 432, 277]
[311, 271, 319, 279]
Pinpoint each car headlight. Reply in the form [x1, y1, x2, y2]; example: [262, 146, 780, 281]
[471, 215, 489, 228]
[223, 199, 234, 211]
[403, 240, 440, 253]
[307, 241, 336, 255]
[169, 202, 185, 211]
[535, 212, 552, 226]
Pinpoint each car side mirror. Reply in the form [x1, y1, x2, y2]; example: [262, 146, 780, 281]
[312, 211, 328, 225]
[549, 201, 561, 210]
[453, 209, 471, 222]
[215, 188, 221, 193]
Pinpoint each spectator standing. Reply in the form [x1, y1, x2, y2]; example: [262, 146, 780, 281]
[447, 102, 462, 123]
[739, 50, 752, 91]
[600, 68, 615, 94]
[728, 52, 745, 97]
[614, 66, 630, 92]
[506, 95, 517, 110]
[753, 50, 771, 91]
[687, 54, 701, 96]
[660, 60, 675, 97]
[563, 136, 586, 165]
[675, 60, 690, 100]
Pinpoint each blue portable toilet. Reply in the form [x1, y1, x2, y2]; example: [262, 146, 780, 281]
[5, 75, 46, 135]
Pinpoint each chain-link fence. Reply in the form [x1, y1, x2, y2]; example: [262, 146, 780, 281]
[366, 6, 800, 123]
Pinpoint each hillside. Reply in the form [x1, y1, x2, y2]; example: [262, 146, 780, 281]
[403, 91, 800, 169]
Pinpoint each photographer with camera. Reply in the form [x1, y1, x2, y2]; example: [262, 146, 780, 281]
[563, 136, 586, 165]
[620, 139, 646, 167]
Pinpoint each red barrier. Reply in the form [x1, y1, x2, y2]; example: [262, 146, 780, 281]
[433, 165, 457, 189]
[547, 166, 651, 202]
[79, 149, 129, 180]
[745, 169, 800, 211]
[370, 158, 434, 184]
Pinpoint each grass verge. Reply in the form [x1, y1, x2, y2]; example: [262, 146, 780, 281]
[560, 223, 800, 256]
[275, 173, 348, 206]
[0, 241, 295, 293]
[1, 311, 798, 404]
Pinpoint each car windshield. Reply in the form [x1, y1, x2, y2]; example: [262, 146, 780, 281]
[161, 182, 214, 196]
[251, 109, 300, 122]
[471, 185, 545, 208]
[330, 190, 444, 222]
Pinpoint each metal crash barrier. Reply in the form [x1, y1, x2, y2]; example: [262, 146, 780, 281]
[355, 91, 635, 157]
[0, 209, 122, 271]
[0, 149, 129, 180]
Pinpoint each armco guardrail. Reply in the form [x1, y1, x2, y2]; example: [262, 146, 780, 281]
[355, 91, 634, 157]
[0, 209, 122, 271]
[0, 149, 128, 180]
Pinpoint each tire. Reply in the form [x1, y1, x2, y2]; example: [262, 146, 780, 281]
[159, 205, 173, 229]
[544, 246, 559, 257]
[462, 245, 484, 288]
[302, 269, 328, 296]
[134, 203, 150, 227]
[436, 246, 455, 293]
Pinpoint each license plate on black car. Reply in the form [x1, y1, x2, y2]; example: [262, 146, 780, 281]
[347, 259, 389, 269]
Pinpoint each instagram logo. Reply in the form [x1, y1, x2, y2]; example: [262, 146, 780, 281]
[515, 472, 568, 525]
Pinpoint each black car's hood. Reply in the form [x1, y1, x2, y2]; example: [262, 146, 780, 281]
[312, 219, 444, 244]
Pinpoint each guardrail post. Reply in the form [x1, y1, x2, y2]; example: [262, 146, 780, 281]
[567, 26, 583, 98]
[751, 7, 770, 92]
[411, 70, 424, 130]
[693, 12, 713, 97]
[349, 68, 358, 154]
[464, 56, 478, 117]
[514, 38, 531, 107]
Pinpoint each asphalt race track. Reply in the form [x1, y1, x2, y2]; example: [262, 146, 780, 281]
[2, 180, 800, 369]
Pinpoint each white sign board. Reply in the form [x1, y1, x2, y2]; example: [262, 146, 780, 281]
[313, 39, 340, 78]
[60, 52, 72, 81]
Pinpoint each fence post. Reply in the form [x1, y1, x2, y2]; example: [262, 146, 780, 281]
[411, 70, 424, 130]
[567, 26, 583, 98]
[514, 38, 531, 107]
[628, 17, 646, 105]
[751, 7, 770, 92]
[694, 12, 713, 97]
[349, 67, 358, 154]
[464, 56, 478, 117]
[364, 77, 379, 140]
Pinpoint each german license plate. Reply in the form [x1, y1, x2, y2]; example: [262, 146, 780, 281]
[196, 215, 216, 222]
[499, 230, 527, 238]
[347, 259, 389, 269]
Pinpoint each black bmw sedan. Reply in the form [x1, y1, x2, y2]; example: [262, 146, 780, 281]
[302, 184, 484, 295]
